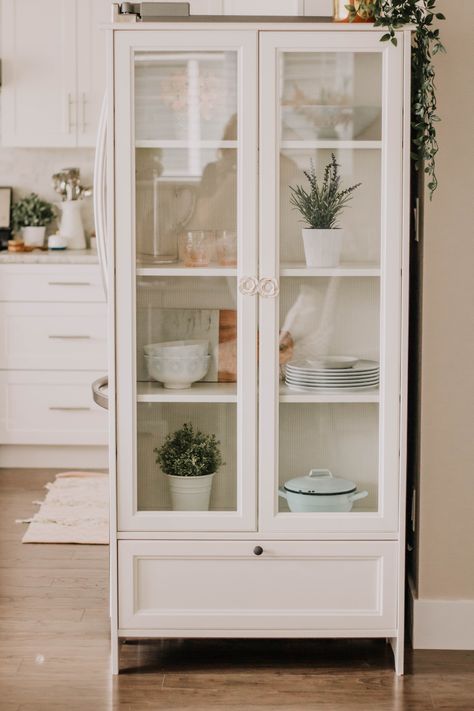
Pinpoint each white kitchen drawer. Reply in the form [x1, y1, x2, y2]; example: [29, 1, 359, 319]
[118, 540, 398, 633]
[0, 264, 104, 302]
[0, 370, 107, 445]
[0, 302, 107, 370]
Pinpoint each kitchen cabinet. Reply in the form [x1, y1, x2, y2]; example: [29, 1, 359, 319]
[0, 0, 110, 147]
[102, 16, 411, 675]
[0, 262, 107, 462]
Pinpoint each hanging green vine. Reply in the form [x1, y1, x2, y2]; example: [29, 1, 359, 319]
[347, 1, 445, 198]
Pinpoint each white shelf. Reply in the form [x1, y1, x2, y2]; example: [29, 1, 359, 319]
[280, 140, 382, 151]
[136, 263, 237, 277]
[136, 140, 238, 149]
[280, 261, 380, 277]
[137, 382, 237, 403]
[279, 384, 379, 404]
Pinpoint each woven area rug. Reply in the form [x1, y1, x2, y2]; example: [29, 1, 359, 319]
[19, 471, 109, 544]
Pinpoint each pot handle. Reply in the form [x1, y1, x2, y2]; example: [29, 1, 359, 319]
[348, 490, 368, 503]
[308, 469, 333, 479]
[278, 487, 287, 500]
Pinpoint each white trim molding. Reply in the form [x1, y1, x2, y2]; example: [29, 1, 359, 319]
[410, 583, 474, 650]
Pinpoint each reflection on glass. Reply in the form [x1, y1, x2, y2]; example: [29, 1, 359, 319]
[137, 403, 237, 512]
[280, 52, 382, 141]
[134, 50, 238, 265]
[279, 277, 379, 374]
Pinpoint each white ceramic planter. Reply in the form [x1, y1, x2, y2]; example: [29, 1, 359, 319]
[22, 226, 46, 247]
[166, 472, 215, 511]
[59, 200, 86, 250]
[302, 228, 343, 268]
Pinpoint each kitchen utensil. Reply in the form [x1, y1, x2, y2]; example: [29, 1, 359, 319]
[144, 340, 208, 358]
[145, 354, 211, 389]
[306, 355, 359, 369]
[279, 469, 368, 513]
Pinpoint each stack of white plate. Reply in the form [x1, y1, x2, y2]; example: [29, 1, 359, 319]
[284, 358, 379, 391]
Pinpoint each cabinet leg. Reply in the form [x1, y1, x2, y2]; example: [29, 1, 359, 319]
[111, 634, 120, 675]
[389, 636, 404, 676]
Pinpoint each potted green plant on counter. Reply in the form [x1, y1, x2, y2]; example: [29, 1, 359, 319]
[12, 193, 56, 247]
[154, 422, 224, 511]
[289, 153, 361, 268]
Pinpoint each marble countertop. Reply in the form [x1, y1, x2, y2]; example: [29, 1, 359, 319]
[0, 249, 99, 264]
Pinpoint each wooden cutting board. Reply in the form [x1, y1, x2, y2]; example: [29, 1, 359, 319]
[218, 309, 237, 382]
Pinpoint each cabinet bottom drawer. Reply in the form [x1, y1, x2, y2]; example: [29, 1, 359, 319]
[0, 370, 107, 445]
[118, 540, 398, 633]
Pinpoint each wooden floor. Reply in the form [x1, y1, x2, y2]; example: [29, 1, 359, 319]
[1, 469, 473, 711]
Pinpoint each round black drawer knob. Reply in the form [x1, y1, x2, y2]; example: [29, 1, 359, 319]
[253, 545, 264, 556]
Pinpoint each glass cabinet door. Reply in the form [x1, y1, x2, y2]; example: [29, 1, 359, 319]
[259, 32, 405, 533]
[115, 31, 258, 531]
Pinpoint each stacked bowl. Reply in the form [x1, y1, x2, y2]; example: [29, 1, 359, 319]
[144, 340, 210, 389]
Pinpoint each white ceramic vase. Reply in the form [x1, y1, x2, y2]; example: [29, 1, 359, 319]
[22, 226, 46, 247]
[302, 228, 343, 268]
[166, 472, 215, 511]
[59, 200, 86, 250]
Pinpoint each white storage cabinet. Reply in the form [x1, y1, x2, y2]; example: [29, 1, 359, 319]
[1, 0, 110, 147]
[104, 16, 411, 674]
[0, 264, 107, 459]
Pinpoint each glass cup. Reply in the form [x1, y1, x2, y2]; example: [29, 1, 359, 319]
[179, 230, 215, 267]
[216, 230, 237, 267]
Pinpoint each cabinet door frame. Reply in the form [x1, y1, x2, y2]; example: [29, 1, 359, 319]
[114, 29, 258, 532]
[1, 0, 77, 147]
[258, 30, 406, 534]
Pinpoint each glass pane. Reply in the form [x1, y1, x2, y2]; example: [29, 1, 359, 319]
[135, 51, 237, 142]
[280, 148, 381, 266]
[280, 52, 382, 141]
[277, 51, 383, 518]
[135, 275, 238, 513]
[137, 403, 237, 512]
[136, 147, 237, 262]
[133, 47, 240, 517]
[135, 50, 238, 264]
[279, 403, 379, 513]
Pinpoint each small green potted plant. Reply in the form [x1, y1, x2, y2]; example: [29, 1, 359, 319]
[12, 193, 56, 247]
[154, 422, 224, 511]
[289, 154, 361, 268]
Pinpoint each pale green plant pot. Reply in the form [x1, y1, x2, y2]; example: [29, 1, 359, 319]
[302, 228, 343, 268]
[166, 471, 215, 511]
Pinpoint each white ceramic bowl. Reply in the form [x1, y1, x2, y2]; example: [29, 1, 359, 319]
[145, 354, 210, 389]
[144, 339, 208, 358]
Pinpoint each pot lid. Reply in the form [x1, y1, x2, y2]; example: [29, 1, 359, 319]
[283, 469, 357, 496]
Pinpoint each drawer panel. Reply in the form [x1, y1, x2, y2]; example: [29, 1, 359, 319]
[0, 303, 107, 370]
[0, 370, 107, 445]
[118, 540, 398, 632]
[0, 265, 104, 302]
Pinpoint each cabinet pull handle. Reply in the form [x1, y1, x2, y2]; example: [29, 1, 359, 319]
[49, 406, 91, 412]
[238, 276, 259, 296]
[48, 281, 91, 286]
[253, 546, 264, 556]
[81, 92, 87, 132]
[48, 335, 91, 340]
[258, 278, 279, 298]
[67, 92, 75, 132]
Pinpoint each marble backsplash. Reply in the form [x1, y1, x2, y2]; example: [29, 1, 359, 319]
[0, 144, 95, 239]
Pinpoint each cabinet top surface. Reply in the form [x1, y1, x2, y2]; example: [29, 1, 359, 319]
[0, 249, 99, 265]
[106, 19, 414, 32]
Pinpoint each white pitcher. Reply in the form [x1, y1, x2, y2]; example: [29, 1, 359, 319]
[58, 201, 86, 250]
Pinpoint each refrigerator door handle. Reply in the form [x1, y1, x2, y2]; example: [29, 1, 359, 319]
[94, 95, 108, 298]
